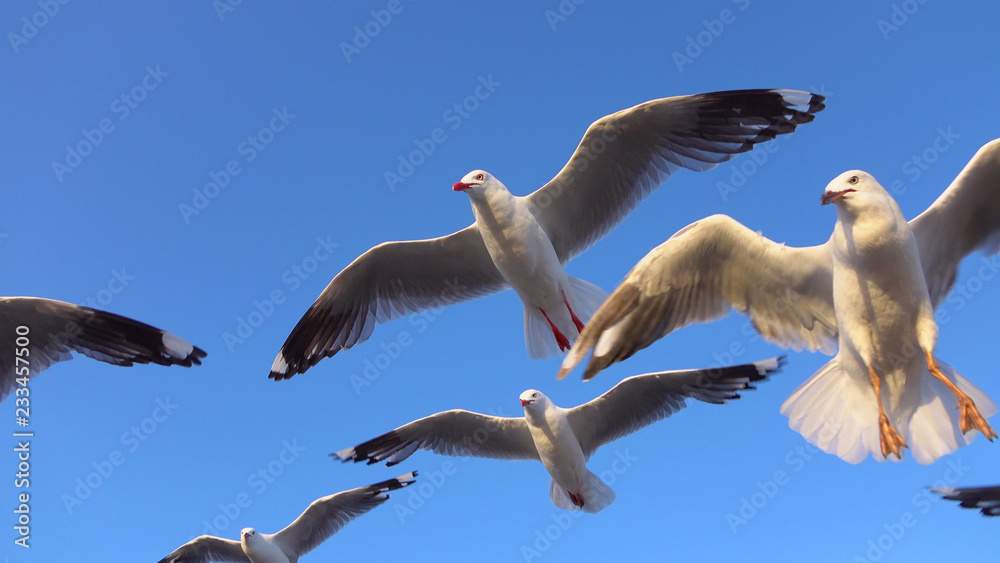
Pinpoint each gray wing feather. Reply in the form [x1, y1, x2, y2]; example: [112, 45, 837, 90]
[567, 358, 784, 455]
[334, 410, 539, 465]
[528, 89, 826, 262]
[910, 138, 1000, 308]
[559, 215, 835, 380]
[271, 225, 506, 379]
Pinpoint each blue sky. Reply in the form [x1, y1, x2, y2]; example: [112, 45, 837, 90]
[2, 1, 1000, 561]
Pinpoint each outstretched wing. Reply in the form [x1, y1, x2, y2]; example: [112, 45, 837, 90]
[932, 485, 1000, 517]
[156, 535, 248, 563]
[909, 138, 1000, 308]
[559, 214, 835, 380]
[567, 358, 783, 455]
[273, 472, 417, 558]
[334, 409, 538, 466]
[271, 225, 506, 379]
[0, 296, 205, 402]
[527, 89, 826, 262]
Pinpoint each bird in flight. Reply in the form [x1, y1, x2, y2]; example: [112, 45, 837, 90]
[559, 139, 1000, 464]
[270, 89, 825, 380]
[335, 358, 782, 512]
[157, 472, 416, 562]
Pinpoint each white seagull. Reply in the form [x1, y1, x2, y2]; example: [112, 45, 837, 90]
[270, 89, 826, 379]
[0, 296, 206, 402]
[157, 472, 416, 563]
[933, 485, 1000, 517]
[559, 139, 1000, 464]
[334, 358, 782, 513]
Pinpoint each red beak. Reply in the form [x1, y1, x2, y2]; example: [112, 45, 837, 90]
[520, 399, 529, 407]
[453, 182, 477, 191]
[821, 188, 855, 205]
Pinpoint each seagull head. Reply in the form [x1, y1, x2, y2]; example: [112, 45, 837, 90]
[519, 389, 547, 410]
[821, 170, 883, 207]
[240, 528, 258, 546]
[453, 170, 504, 197]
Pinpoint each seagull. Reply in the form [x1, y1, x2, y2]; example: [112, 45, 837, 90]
[334, 358, 782, 513]
[157, 472, 416, 563]
[559, 138, 1000, 464]
[269, 89, 826, 379]
[0, 296, 206, 402]
[933, 485, 1000, 516]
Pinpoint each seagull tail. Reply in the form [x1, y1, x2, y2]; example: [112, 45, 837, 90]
[907, 357, 997, 464]
[780, 355, 884, 464]
[525, 307, 562, 359]
[567, 277, 610, 328]
[581, 470, 616, 514]
[547, 471, 616, 514]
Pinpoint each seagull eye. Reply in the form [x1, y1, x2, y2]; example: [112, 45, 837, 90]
[532, 393, 537, 398]
[848, 175, 859, 185]
[476, 173, 484, 181]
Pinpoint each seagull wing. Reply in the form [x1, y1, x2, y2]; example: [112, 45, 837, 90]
[0, 296, 206, 402]
[271, 224, 507, 379]
[272, 472, 417, 558]
[567, 358, 783, 456]
[932, 485, 1000, 517]
[156, 535, 248, 563]
[559, 214, 836, 380]
[909, 138, 1000, 308]
[526, 89, 825, 262]
[334, 409, 539, 466]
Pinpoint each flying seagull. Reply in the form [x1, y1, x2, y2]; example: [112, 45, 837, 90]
[157, 472, 416, 563]
[334, 358, 782, 513]
[0, 296, 206, 402]
[933, 485, 1000, 516]
[559, 138, 1000, 464]
[269, 89, 826, 379]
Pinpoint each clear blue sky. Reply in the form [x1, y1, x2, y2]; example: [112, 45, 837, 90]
[2, 2, 999, 561]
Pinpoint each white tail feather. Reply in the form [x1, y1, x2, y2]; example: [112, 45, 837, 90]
[525, 307, 561, 359]
[525, 277, 608, 360]
[780, 355, 997, 464]
[908, 358, 997, 464]
[566, 277, 610, 325]
[547, 471, 616, 514]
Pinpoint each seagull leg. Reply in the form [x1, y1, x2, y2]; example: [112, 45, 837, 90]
[568, 491, 585, 508]
[925, 351, 997, 440]
[869, 364, 907, 460]
[540, 308, 571, 351]
[561, 291, 586, 333]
